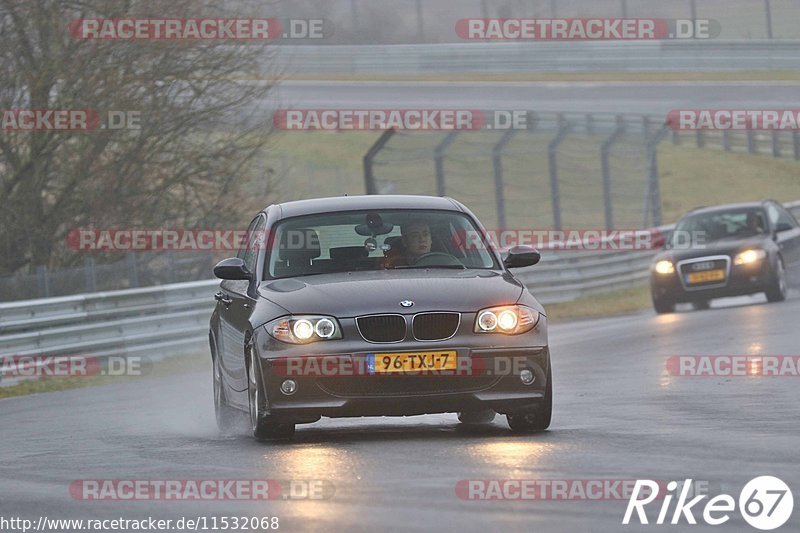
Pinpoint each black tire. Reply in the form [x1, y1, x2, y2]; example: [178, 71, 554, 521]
[506, 365, 552, 433]
[247, 343, 295, 441]
[652, 296, 675, 314]
[212, 343, 238, 435]
[458, 409, 496, 425]
[691, 300, 710, 311]
[765, 259, 787, 303]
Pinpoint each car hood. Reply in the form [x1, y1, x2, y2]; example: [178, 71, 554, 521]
[258, 269, 525, 317]
[656, 236, 770, 262]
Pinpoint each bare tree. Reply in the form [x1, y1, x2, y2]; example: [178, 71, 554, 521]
[0, 0, 276, 274]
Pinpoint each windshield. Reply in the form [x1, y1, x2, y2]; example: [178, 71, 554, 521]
[672, 208, 768, 244]
[265, 209, 499, 279]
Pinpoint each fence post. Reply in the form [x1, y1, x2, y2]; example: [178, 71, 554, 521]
[548, 114, 570, 231]
[434, 131, 460, 197]
[696, 129, 705, 148]
[672, 128, 680, 145]
[722, 130, 731, 151]
[621, 0, 628, 17]
[765, 0, 774, 39]
[600, 116, 626, 230]
[747, 130, 757, 154]
[793, 131, 800, 160]
[771, 131, 781, 158]
[645, 125, 670, 227]
[363, 128, 396, 195]
[84, 257, 96, 292]
[127, 251, 139, 288]
[36, 265, 50, 298]
[492, 130, 516, 230]
[585, 114, 594, 135]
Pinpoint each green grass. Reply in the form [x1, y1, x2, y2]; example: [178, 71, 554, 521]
[544, 285, 652, 323]
[257, 130, 800, 228]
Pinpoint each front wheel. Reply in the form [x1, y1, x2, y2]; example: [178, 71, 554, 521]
[212, 341, 238, 435]
[506, 365, 552, 433]
[765, 259, 787, 303]
[652, 296, 675, 314]
[248, 344, 295, 441]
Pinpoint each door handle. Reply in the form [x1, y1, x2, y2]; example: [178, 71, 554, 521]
[214, 292, 233, 307]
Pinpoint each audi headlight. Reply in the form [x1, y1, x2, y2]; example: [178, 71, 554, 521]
[266, 315, 342, 344]
[474, 305, 539, 335]
[654, 260, 675, 274]
[734, 249, 766, 266]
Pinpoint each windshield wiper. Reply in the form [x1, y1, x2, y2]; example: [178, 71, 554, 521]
[391, 264, 466, 270]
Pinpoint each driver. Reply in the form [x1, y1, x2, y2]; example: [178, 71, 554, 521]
[401, 222, 432, 264]
[746, 211, 765, 234]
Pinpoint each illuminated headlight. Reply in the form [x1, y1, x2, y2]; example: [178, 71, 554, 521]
[654, 260, 675, 275]
[475, 305, 539, 335]
[266, 316, 342, 344]
[734, 249, 767, 266]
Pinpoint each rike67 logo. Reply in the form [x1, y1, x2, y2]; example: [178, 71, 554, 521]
[624, 477, 793, 530]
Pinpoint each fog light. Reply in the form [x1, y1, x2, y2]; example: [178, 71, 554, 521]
[280, 379, 297, 395]
[520, 369, 535, 385]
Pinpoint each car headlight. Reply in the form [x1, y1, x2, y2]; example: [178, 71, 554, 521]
[654, 260, 675, 274]
[734, 249, 767, 265]
[266, 315, 342, 344]
[474, 305, 539, 335]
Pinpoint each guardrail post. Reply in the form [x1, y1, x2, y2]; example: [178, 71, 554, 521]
[696, 129, 705, 148]
[772, 131, 781, 158]
[672, 128, 680, 145]
[84, 257, 96, 292]
[434, 131, 460, 197]
[548, 114, 570, 231]
[363, 128, 396, 195]
[621, 0, 628, 17]
[793, 131, 800, 160]
[601, 116, 626, 229]
[492, 129, 517, 230]
[722, 130, 731, 151]
[36, 265, 50, 298]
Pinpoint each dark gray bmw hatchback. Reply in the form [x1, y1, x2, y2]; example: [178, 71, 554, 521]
[210, 195, 551, 440]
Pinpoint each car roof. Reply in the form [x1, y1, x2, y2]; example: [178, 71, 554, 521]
[685, 201, 769, 217]
[270, 195, 462, 219]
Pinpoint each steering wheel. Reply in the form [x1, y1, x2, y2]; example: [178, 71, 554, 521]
[412, 252, 463, 267]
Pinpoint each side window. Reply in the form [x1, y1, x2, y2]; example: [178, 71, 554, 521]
[775, 205, 798, 229]
[239, 216, 265, 274]
[766, 204, 780, 228]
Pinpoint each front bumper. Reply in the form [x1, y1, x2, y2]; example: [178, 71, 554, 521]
[251, 314, 549, 421]
[651, 257, 772, 303]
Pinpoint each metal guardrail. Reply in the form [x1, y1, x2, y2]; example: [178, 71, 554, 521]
[1, 200, 798, 383]
[274, 40, 800, 74]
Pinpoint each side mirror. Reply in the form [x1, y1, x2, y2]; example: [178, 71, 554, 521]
[213, 257, 252, 280]
[503, 246, 541, 269]
[775, 222, 793, 234]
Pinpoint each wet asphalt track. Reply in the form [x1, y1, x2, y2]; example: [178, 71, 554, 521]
[1, 293, 798, 532]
